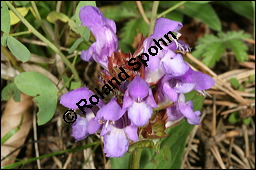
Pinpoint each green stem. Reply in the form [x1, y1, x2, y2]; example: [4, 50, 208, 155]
[5, 1, 81, 83]
[1, 142, 100, 169]
[31, 1, 41, 20]
[130, 148, 142, 169]
[157, 1, 186, 18]
[148, 1, 159, 36]
[9, 30, 32, 37]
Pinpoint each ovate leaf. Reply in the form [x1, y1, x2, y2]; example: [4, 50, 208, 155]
[178, 2, 221, 31]
[1, 82, 21, 102]
[9, 7, 29, 25]
[110, 153, 130, 169]
[1, 1, 10, 33]
[218, 1, 253, 21]
[68, 37, 84, 54]
[47, 11, 69, 23]
[14, 72, 58, 125]
[7, 36, 31, 63]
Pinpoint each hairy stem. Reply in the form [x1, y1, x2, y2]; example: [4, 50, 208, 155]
[157, 1, 186, 18]
[130, 148, 142, 169]
[5, 1, 81, 83]
[148, 1, 159, 36]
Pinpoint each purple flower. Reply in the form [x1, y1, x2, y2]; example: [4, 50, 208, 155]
[166, 94, 201, 125]
[102, 113, 138, 157]
[71, 114, 95, 142]
[142, 18, 190, 83]
[79, 6, 118, 68]
[123, 76, 157, 126]
[71, 115, 88, 141]
[60, 87, 95, 109]
[87, 98, 126, 134]
[160, 67, 215, 102]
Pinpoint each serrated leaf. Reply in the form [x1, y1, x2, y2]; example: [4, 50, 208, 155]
[7, 36, 31, 63]
[14, 72, 58, 125]
[47, 11, 69, 23]
[1, 2, 10, 33]
[228, 39, 248, 62]
[120, 18, 149, 44]
[9, 7, 29, 25]
[178, 2, 221, 31]
[75, 1, 96, 41]
[68, 37, 84, 54]
[202, 42, 226, 67]
[1, 82, 21, 102]
[193, 31, 250, 67]
[101, 5, 137, 21]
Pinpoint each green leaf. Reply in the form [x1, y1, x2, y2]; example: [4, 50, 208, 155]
[110, 153, 130, 169]
[47, 11, 69, 23]
[193, 31, 250, 67]
[14, 72, 58, 125]
[120, 18, 149, 44]
[218, 1, 253, 21]
[1, 33, 8, 46]
[243, 117, 251, 125]
[70, 81, 81, 90]
[165, 11, 184, 22]
[68, 37, 84, 54]
[190, 1, 211, 3]
[7, 36, 31, 63]
[228, 112, 240, 124]
[230, 78, 240, 89]
[101, 5, 137, 21]
[9, 7, 29, 25]
[1, 82, 21, 102]
[75, 1, 96, 41]
[141, 91, 203, 169]
[228, 39, 248, 62]
[178, 2, 221, 31]
[1, 115, 23, 145]
[1, 2, 10, 33]
[142, 120, 194, 169]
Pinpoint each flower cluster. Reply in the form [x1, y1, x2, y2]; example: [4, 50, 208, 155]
[60, 6, 215, 157]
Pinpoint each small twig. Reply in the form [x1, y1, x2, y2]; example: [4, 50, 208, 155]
[33, 106, 41, 169]
[244, 38, 255, 44]
[204, 100, 238, 107]
[212, 95, 216, 136]
[210, 146, 226, 169]
[136, 1, 150, 24]
[220, 102, 255, 115]
[242, 125, 250, 158]
[63, 153, 73, 169]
